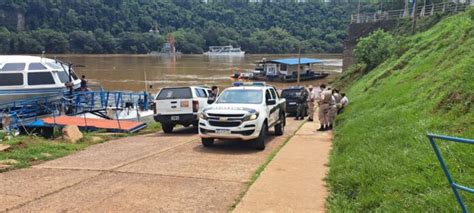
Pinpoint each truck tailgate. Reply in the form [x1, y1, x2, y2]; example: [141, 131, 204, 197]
[156, 99, 193, 115]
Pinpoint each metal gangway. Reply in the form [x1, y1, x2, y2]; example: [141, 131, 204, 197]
[0, 90, 151, 133]
[428, 134, 474, 212]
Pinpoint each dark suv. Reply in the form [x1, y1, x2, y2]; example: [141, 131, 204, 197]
[281, 86, 308, 116]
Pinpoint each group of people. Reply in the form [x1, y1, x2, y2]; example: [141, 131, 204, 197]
[295, 84, 349, 131]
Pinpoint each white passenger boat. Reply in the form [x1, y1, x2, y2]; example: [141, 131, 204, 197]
[0, 55, 81, 104]
[203, 46, 245, 56]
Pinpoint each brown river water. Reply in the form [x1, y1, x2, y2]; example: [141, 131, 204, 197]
[56, 54, 342, 94]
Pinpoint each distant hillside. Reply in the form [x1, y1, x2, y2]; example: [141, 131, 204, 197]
[0, 0, 367, 54]
[328, 9, 474, 211]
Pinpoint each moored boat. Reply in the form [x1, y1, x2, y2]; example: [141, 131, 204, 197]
[230, 57, 329, 82]
[204, 46, 245, 56]
[0, 55, 81, 104]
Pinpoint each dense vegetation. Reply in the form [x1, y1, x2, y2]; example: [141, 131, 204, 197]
[0, 0, 365, 54]
[329, 9, 474, 211]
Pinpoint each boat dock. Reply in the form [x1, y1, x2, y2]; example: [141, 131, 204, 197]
[28, 116, 146, 133]
[1, 90, 152, 134]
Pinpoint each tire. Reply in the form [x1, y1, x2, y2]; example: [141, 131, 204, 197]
[162, 123, 174, 133]
[202, 138, 214, 147]
[253, 122, 267, 150]
[274, 114, 285, 136]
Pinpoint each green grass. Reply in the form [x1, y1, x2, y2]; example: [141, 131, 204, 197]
[0, 121, 161, 172]
[328, 10, 474, 211]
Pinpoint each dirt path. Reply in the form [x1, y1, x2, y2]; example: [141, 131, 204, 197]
[0, 119, 302, 212]
[234, 120, 333, 212]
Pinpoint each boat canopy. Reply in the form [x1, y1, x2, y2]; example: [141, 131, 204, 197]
[270, 58, 323, 65]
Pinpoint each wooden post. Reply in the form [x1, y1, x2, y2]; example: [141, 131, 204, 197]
[297, 46, 301, 86]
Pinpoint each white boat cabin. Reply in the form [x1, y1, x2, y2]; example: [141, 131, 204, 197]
[264, 58, 323, 77]
[0, 55, 81, 103]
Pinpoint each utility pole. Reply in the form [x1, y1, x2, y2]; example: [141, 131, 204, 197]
[357, 0, 360, 23]
[297, 45, 301, 86]
[404, 0, 410, 17]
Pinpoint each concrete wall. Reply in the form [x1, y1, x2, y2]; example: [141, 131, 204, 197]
[342, 20, 398, 71]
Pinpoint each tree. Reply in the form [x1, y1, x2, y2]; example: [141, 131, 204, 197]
[0, 28, 11, 53]
[69, 31, 101, 53]
[32, 29, 69, 53]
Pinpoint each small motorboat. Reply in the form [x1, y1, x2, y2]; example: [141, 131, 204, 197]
[0, 55, 81, 104]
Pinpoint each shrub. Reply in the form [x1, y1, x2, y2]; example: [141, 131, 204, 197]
[354, 29, 396, 70]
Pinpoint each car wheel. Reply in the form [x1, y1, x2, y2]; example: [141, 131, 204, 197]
[274, 114, 285, 136]
[162, 123, 174, 133]
[253, 123, 267, 150]
[202, 138, 214, 147]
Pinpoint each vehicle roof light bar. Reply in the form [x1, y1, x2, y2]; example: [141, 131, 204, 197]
[232, 82, 266, 87]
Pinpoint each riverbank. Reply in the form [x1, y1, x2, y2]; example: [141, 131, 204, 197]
[328, 9, 474, 211]
[0, 122, 161, 172]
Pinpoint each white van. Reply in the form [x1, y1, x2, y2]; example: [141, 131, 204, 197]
[154, 86, 210, 133]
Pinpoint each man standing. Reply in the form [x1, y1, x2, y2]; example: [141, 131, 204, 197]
[306, 85, 316, 122]
[327, 89, 338, 130]
[317, 84, 331, 131]
[80, 75, 88, 91]
[207, 86, 219, 104]
[295, 89, 306, 120]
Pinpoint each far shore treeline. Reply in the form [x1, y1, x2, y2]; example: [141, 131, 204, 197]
[0, 0, 388, 54]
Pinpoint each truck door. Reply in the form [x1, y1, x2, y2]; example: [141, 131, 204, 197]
[265, 89, 278, 125]
[269, 88, 280, 125]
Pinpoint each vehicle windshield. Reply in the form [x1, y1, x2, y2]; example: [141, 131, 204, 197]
[281, 89, 302, 98]
[157, 88, 192, 100]
[216, 89, 262, 104]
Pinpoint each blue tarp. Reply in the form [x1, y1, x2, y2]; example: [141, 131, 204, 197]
[270, 58, 323, 65]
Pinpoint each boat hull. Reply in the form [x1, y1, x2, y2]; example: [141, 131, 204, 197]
[0, 87, 68, 105]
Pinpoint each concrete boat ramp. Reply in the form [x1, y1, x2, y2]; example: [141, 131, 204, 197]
[0, 118, 332, 212]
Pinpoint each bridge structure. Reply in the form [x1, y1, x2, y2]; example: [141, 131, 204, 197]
[343, 1, 472, 71]
[351, 1, 472, 24]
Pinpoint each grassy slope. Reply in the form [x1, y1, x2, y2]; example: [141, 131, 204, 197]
[328, 10, 474, 211]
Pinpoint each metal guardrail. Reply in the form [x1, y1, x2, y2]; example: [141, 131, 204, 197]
[427, 133, 474, 213]
[351, 2, 471, 23]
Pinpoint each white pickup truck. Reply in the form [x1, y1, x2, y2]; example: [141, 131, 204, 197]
[198, 82, 286, 150]
[154, 86, 210, 133]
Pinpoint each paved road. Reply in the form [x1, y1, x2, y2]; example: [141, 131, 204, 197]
[0, 119, 302, 212]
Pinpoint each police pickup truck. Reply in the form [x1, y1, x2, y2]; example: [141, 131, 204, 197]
[198, 82, 286, 150]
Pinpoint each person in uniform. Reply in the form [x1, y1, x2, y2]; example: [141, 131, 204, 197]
[327, 89, 338, 130]
[306, 85, 316, 122]
[295, 89, 306, 120]
[317, 84, 332, 131]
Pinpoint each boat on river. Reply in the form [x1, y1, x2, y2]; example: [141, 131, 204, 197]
[231, 57, 329, 82]
[0, 55, 81, 104]
[204, 46, 245, 56]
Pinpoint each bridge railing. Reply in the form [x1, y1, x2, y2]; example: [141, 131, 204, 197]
[1, 90, 151, 133]
[351, 2, 471, 24]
